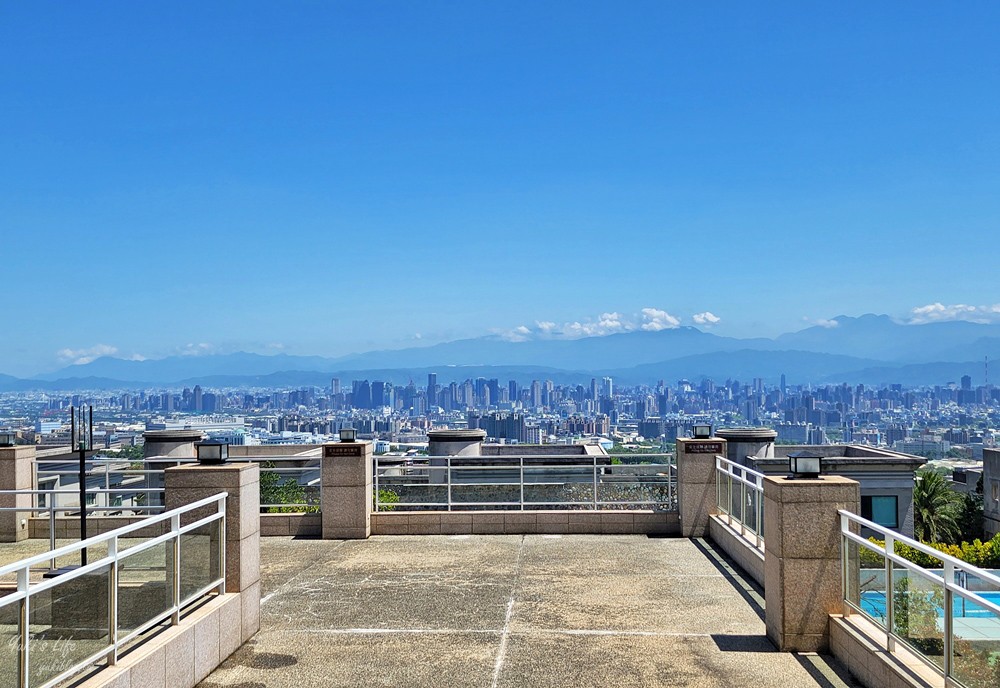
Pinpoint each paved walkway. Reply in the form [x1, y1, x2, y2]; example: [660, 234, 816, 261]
[199, 535, 860, 688]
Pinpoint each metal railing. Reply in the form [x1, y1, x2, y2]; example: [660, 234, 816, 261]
[0, 492, 226, 688]
[374, 454, 675, 511]
[840, 510, 1000, 688]
[33, 455, 321, 515]
[715, 456, 765, 549]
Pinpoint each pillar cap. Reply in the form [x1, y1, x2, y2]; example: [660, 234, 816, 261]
[427, 429, 486, 442]
[143, 429, 205, 442]
[715, 428, 778, 441]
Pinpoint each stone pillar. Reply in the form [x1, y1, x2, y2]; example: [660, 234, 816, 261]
[676, 436, 727, 538]
[165, 462, 260, 642]
[0, 445, 34, 542]
[322, 441, 373, 539]
[763, 475, 860, 652]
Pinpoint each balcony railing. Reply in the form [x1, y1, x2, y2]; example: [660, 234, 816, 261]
[840, 510, 1000, 688]
[715, 456, 765, 549]
[374, 454, 675, 511]
[0, 493, 226, 688]
[34, 455, 321, 515]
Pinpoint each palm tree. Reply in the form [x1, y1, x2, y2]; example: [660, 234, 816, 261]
[912, 469, 961, 544]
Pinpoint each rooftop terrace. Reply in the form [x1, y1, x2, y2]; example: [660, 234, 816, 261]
[196, 534, 860, 688]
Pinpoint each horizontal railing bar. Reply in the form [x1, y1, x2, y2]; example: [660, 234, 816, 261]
[840, 509, 1000, 589]
[0, 506, 166, 513]
[0, 493, 225, 576]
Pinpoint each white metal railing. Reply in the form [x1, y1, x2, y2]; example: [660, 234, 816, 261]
[840, 510, 1000, 688]
[0, 493, 226, 688]
[374, 454, 676, 511]
[715, 456, 765, 549]
[33, 455, 321, 514]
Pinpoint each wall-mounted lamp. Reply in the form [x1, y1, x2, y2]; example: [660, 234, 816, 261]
[692, 424, 712, 439]
[339, 428, 357, 443]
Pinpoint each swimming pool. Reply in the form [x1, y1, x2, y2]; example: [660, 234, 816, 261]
[860, 590, 1000, 619]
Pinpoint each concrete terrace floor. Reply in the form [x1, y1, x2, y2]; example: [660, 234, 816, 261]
[200, 535, 862, 688]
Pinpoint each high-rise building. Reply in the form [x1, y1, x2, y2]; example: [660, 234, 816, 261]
[601, 377, 614, 399]
[427, 373, 438, 408]
[331, 378, 341, 396]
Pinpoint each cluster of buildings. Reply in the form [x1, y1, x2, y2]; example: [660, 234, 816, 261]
[1, 373, 998, 461]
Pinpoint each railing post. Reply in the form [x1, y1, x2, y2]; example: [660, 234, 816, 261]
[885, 533, 895, 652]
[715, 459, 721, 517]
[373, 455, 379, 513]
[18, 566, 29, 688]
[739, 474, 746, 537]
[943, 561, 954, 680]
[218, 496, 227, 596]
[108, 535, 119, 665]
[592, 456, 598, 509]
[171, 513, 181, 624]
[519, 457, 525, 511]
[446, 457, 452, 511]
[49, 499, 56, 570]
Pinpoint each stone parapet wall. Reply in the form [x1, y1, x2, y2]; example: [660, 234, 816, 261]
[260, 513, 321, 537]
[829, 614, 940, 688]
[74, 592, 248, 688]
[371, 510, 678, 535]
[708, 514, 765, 587]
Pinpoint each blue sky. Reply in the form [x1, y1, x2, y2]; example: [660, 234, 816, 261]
[2, 2, 999, 376]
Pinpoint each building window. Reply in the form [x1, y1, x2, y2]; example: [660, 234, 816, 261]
[861, 495, 898, 528]
[993, 482, 999, 503]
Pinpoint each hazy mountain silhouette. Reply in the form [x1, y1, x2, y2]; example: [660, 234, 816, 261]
[7, 314, 1000, 389]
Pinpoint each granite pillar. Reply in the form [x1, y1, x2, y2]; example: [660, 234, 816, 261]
[676, 436, 728, 538]
[321, 441, 373, 539]
[0, 445, 34, 542]
[165, 462, 260, 642]
[763, 474, 860, 652]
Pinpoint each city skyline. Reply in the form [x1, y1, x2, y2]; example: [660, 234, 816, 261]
[4, 3, 1000, 374]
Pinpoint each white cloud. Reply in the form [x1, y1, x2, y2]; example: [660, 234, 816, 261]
[499, 307, 688, 341]
[802, 317, 840, 328]
[56, 344, 119, 365]
[908, 302, 1000, 325]
[176, 343, 215, 356]
[640, 308, 681, 331]
[566, 312, 633, 337]
[692, 311, 721, 327]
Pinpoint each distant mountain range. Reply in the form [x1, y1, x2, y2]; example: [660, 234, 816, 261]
[2, 314, 999, 391]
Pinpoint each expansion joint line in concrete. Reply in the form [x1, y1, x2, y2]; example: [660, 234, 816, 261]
[490, 534, 525, 688]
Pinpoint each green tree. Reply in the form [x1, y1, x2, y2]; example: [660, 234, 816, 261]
[956, 492, 985, 543]
[912, 469, 962, 544]
[259, 462, 318, 513]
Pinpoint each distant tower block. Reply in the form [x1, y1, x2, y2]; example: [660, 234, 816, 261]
[716, 427, 777, 463]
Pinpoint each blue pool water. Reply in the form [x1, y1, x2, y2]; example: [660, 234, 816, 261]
[861, 591, 1000, 619]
